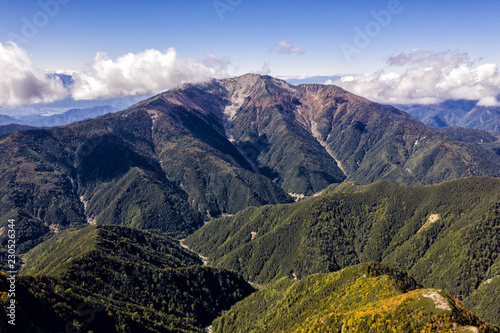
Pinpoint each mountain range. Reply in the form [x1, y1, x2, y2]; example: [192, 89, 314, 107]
[0, 105, 118, 128]
[1, 74, 500, 253]
[0, 74, 499, 331]
[397, 99, 500, 132]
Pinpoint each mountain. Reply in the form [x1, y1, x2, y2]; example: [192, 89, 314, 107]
[0, 95, 145, 117]
[16, 105, 118, 127]
[0, 225, 254, 332]
[431, 126, 499, 144]
[133, 74, 500, 189]
[1, 74, 500, 253]
[429, 126, 500, 156]
[0, 115, 18, 126]
[223, 75, 500, 187]
[0, 105, 118, 128]
[184, 177, 500, 325]
[397, 100, 500, 132]
[0, 124, 37, 136]
[212, 262, 499, 333]
[466, 275, 500, 326]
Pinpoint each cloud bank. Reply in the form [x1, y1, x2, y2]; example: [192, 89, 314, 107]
[0, 43, 229, 106]
[71, 48, 229, 100]
[3, 44, 500, 108]
[0, 42, 68, 106]
[331, 50, 500, 106]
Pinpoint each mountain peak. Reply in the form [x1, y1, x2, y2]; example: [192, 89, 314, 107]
[222, 73, 296, 93]
[1, 73, 500, 256]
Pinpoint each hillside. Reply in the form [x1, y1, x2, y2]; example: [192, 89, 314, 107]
[1, 74, 500, 253]
[185, 176, 500, 325]
[429, 126, 500, 158]
[212, 262, 499, 333]
[0, 225, 254, 332]
[431, 126, 498, 144]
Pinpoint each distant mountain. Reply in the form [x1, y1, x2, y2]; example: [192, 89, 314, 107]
[0, 105, 119, 137]
[0, 225, 254, 332]
[0, 105, 118, 128]
[0, 124, 37, 136]
[185, 177, 500, 325]
[1, 74, 500, 253]
[212, 262, 499, 333]
[0, 114, 18, 126]
[397, 99, 500, 131]
[0, 95, 145, 117]
[17, 105, 118, 127]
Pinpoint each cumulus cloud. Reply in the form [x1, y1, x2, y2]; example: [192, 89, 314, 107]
[274, 40, 305, 55]
[0, 43, 230, 106]
[0, 42, 68, 106]
[70, 48, 229, 100]
[332, 50, 500, 105]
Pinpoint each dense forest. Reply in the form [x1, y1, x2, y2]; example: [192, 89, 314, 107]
[212, 262, 500, 333]
[0, 225, 254, 332]
[185, 177, 500, 325]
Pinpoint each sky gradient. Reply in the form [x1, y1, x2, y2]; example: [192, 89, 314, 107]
[1, 0, 500, 106]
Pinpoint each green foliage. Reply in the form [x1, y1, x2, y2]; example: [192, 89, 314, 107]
[466, 275, 500, 326]
[1, 225, 254, 332]
[21, 226, 99, 276]
[433, 126, 499, 143]
[212, 262, 499, 333]
[186, 177, 500, 324]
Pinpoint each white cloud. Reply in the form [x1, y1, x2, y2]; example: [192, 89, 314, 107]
[478, 96, 500, 107]
[70, 48, 229, 100]
[274, 40, 305, 55]
[332, 50, 500, 105]
[0, 42, 68, 106]
[0, 44, 230, 106]
[255, 63, 271, 75]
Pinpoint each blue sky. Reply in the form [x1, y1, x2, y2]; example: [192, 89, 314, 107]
[1, 0, 500, 106]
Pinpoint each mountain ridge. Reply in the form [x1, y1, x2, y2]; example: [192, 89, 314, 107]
[397, 100, 500, 132]
[212, 262, 500, 333]
[185, 176, 500, 325]
[1, 225, 254, 332]
[1, 74, 500, 253]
